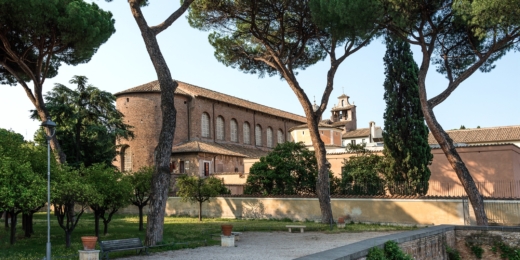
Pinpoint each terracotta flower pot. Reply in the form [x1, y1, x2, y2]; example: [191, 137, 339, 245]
[221, 224, 233, 236]
[81, 236, 98, 250]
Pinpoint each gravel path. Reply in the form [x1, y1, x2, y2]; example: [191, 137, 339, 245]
[119, 231, 400, 260]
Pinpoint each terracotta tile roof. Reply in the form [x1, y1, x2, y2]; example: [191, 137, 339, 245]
[331, 121, 349, 127]
[331, 105, 355, 112]
[428, 126, 520, 144]
[171, 140, 269, 158]
[342, 128, 371, 138]
[115, 80, 306, 123]
[289, 122, 342, 131]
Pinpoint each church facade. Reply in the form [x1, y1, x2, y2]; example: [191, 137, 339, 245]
[113, 80, 306, 177]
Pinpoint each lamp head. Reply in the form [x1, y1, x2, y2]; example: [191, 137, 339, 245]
[41, 117, 57, 138]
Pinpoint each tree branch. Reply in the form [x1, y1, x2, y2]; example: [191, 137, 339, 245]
[151, 0, 195, 35]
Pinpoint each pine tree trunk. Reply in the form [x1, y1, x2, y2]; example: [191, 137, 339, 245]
[138, 206, 144, 231]
[416, 56, 488, 225]
[309, 121, 333, 224]
[35, 103, 66, 164]
[128, 1, 177, 246]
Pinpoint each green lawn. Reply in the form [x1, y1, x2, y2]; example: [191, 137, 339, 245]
[0, 213, 417, 259]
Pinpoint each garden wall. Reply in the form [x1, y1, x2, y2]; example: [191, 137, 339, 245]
[117, 197, 467, 225]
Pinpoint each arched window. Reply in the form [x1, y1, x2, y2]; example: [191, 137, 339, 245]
[230, 119, 238, 142]
[201, 113, 210, 138]
[255, 124, 262, 146]
[266, 127, 273, 148]
[122, 146, 132, 172]
[243, 122, 251, 144]
[277, 129, 284, 144]
[216, 116, 224, 140]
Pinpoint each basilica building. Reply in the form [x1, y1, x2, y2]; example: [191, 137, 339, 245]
[113, 80, 306, 178]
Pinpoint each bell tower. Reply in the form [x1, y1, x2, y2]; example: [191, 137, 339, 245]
[330, 94, 357, 131]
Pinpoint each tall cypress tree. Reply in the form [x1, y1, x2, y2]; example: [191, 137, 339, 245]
[382, 35, 433, 196]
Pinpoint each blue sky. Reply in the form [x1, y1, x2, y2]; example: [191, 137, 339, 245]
[1, 0, 518, 141]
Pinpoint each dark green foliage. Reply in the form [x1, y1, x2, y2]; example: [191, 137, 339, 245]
[469, 244, 484, 259]
[366, 241, 413, 260]
[124, 166, 153, 231]
[341, 153, 385, 196]
[52, 165, 92, 247]
[33, 76, 133, 168]
[188, 0, 326, 78]
[83, 164, 132, 237]
[381, 35, 432, 196]
[446, 246, 461, 260]
[0, 0, 115, 85]
[176, 175, 230, 221]
[0, 129, 47, 244]
[493, 241, 520, 260]
[245, 142, 320, 195]
[367, 246, 386, 260]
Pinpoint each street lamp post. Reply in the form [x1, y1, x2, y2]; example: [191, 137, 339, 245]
[41, 117, 56, 260]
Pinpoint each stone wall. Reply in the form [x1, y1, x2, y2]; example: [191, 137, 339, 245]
[296, 226, 520, 260]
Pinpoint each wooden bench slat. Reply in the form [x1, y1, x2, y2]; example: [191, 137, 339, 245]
[99, 238, 148, 260]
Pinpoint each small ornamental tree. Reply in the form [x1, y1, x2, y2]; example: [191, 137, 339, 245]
[341, 153, 385, 196]
[124, 166, 153, 231]
[0, 129, 47, 244]
[84, 164, 132, 236]
[176, 175, 230, 221]
[0, 159, 45, 245]
[52, 165, 92, 248]
[245, 142, 319, 196]
[381, 36, 432, 196]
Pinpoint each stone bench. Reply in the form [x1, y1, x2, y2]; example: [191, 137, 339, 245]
[286, 225, 306, 233]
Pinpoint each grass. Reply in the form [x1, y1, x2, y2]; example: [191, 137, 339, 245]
[0, 213, 417, 260]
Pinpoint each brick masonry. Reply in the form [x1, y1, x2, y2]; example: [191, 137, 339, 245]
[114, 88, 304, 173]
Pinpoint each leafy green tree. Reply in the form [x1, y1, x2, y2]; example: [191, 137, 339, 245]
[341, 153, 385, 196]
[0, 0, 116, 163]
[0, 129, 47, 244]
[245, 142, 319, 196]
[52, 165, 92, 248]
[103, 0, 195, 245]
[124, 166, 153, 231]
[0, 159, 45, 245]
[33, 76, 133, 168]
[381, 36, 432, 196]
[84, 164, 132, 236]
[383, 0, 520, 225]
[176, 175, 230, 221]
[189, 0, 382, 224]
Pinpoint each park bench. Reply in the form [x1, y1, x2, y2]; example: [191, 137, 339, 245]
[286, 225, 306, 233]
[99, 237, 148, 260]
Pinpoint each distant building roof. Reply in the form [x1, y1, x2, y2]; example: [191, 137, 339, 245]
[289, 122, 342, 131]
[343, 128, 375, 139]
[171, 140, 269, 158]
[428, 126, 520, 144]
[115, 80, 307, 123]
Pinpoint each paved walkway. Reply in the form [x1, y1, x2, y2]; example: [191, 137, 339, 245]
[119, 231, 400, 260]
